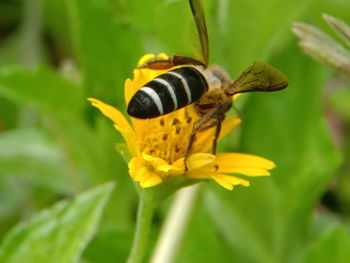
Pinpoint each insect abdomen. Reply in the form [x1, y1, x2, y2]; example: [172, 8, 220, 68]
[127, 66, 208, 119]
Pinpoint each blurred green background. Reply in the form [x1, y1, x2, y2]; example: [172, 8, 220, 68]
[0, 0, 350, 262]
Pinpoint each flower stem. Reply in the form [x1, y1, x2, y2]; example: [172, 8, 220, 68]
[150, 185, 201, 263]
[127, 197, 156, 263]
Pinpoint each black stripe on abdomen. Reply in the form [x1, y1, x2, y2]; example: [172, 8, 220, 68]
[171, 67, 208, 103]
[145, 79, 176, 115]
[127, 66, 208, 119]
[157, 72, 189, 108]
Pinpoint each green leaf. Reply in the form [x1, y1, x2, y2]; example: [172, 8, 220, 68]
[83, 224, 132, 263]
[204, 182, 280, 263]
[66, 0, 144, 105]
[42, 0, 72, 54]
[245, 45, 340, 261]
[0, 65, 112, 185]
[0, 33, 23, 68]
[209, 0, 318, 73]
[0, 64, 133, 225]
[0, 128, 71, 193]
[0, 182, 115, 263]
[0, 66, 83, 118]
[303, 227, 350, 263]
[178, 200, 234, 263]
[206, 44, 341, 263]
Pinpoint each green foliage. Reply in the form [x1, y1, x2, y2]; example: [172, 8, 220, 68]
[66, 0, 144, 105]
[204, 44, 341, 263]
[0, 66, 83, 117]
[303, 227, 350, 263]
[0, 128, 70, 193]
[208, 0, 318, 72]
[0, 0, 350, 262]
[0, 182, 114, 263]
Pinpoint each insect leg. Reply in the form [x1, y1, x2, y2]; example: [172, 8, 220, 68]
[185, 104, 223, 170]
[185, 131, 197, 171]
[211, 115, 223, 156]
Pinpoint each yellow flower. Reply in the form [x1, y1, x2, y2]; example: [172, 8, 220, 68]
[89, 54, 276, 190]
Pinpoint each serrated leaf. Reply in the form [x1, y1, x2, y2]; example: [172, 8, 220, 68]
[0, 182, 115, 263]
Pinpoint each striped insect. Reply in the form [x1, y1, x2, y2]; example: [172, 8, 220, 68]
[127, 0, 288, 169]
[127, 66, 208, 119]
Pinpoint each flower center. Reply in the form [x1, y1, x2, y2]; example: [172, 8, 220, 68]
[139, 108, 197, 164]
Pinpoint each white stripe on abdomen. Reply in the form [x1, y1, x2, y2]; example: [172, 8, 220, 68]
[140, 87, 164, 115]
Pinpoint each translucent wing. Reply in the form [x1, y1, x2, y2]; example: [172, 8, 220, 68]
[230, 61, 288, 94]
[189, 0, 209, 67]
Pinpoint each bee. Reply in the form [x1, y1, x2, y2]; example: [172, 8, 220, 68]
[127, 0, 288, 168]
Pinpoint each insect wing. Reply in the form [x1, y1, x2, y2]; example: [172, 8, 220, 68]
[231, 61, 288, 94]
[189, 0, 209, 66]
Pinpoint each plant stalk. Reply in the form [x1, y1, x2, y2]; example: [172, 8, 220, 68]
[150, 185, 201, 263]
[127, 197, 156, 263]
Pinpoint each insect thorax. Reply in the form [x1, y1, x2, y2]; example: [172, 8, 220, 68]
[194, 65, 233, 117]
[198, 65, 232, 91]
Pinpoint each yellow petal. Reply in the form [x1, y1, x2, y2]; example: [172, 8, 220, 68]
[137, 54, 157, 67]
[216, 153, 276, 176]
[157, 164, 174, 173]
[223, 167, 271, 176]
[233, 93, 241, 100]
[141, 174, 163, 188]
[125, 69, 161, 104]
[193, 115, 241, 153]
[219, 174, 250, 186]
[172, 157, 186, 171]
[128, 156, 150, 182]
[137, 53, 169, 67]
[186, 169, 211, 179]
[186, 153, 216, 171]
[135, 166, 150, 182]
[210, 173, 250, 190]
[157, 53, 169, 61]
[112, 124, 139, 158]
[142, 152, 168, 167]
[129, 154, 164, 187]
[219, 115, 241, 141]
[217, 153, 276, 169]
[210, 174, 234, 190]
[157, 164, 184, 176]
[125, 53, 171, 104]
[128, 157, 144, 179]
[88, 98, 140, 157]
